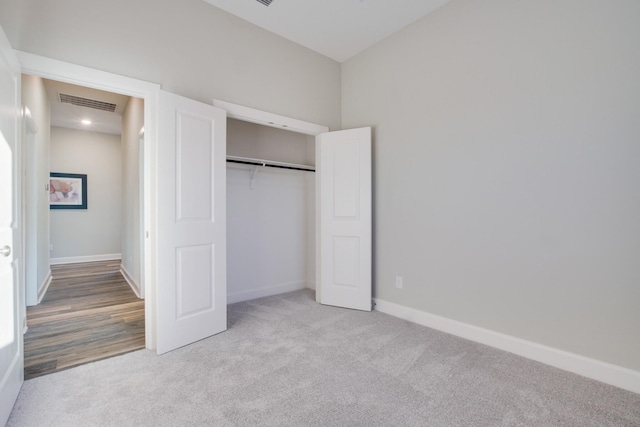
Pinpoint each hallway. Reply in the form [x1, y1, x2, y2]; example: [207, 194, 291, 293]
[24, 260, 145, 379]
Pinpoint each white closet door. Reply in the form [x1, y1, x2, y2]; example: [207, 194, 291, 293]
[317, 127, 372, 311]
[0, 25, 23, 426]
[156, 90, 227, 354]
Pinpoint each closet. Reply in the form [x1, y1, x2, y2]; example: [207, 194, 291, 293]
[226, 118, 317, 304]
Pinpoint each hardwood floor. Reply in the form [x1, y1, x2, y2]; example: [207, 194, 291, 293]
[24, 260, 145, 380]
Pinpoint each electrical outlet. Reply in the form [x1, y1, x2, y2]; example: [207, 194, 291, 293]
[395, 275, 403, 289]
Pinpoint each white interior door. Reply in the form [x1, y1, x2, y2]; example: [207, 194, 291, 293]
[317, 127, 372, 311]
[156, 90, 227, 354]
[0, 26, 23, 426]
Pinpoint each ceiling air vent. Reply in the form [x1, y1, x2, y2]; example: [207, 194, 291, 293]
[59, 93, 117, 112]
[255, 0, 274, 6]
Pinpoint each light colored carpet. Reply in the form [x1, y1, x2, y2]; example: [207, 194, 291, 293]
[8, 289, 640, 426]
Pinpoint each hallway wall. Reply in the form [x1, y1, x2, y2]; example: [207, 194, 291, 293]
[50, 127, 122, 262]
[21, 74, 51, 302]
[121, 97, 144, 288]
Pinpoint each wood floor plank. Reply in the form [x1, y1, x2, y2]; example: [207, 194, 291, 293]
[27, 301, 144, 326]
[24, 260, 145, 380]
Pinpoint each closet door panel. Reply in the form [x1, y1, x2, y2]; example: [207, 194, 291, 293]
[317, 127, 371, 311]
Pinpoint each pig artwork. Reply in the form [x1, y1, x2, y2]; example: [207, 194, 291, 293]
[50, 179, 77, 202]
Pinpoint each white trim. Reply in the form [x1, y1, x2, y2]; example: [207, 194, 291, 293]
[120, 264, 142, 299]
[18, 51, 158, 98]
[213, 99, 329, 136]
[19, 51, 159, 350]
[37, 271, 52, 304]
[228, 281, 307, 305]
[374, 298, 640, 395]
[50, 253, 121, 265]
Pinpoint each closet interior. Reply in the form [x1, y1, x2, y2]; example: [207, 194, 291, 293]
[226, 118, 316, 304]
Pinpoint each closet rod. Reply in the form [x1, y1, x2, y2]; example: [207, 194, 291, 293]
[226, 156, 315, 172]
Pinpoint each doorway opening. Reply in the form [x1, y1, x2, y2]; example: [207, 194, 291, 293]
[213, 99, 329, 303]
[226, 118, 317, 304]
[21, 75, 147, 377]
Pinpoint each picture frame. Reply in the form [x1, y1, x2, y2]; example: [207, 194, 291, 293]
[49, 172, 88, 210]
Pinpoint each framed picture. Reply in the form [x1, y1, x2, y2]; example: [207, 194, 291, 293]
[50, 172, 87, 209]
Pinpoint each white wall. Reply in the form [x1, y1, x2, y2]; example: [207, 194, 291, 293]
[342, 0, 640, 371]
[0, 0, 341, 131]
[50, 127, 122, 261]
[227, 120, 314, 303]
[20, 74, 51, 302]
[121, 97, 143, 288]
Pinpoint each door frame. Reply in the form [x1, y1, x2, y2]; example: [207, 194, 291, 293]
[19, 51, 160, 350]
[213, 100, 328, 136]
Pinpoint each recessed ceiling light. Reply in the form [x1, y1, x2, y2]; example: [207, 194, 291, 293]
[81, 119, 92, 125]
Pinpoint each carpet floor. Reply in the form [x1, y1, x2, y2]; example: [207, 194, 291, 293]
[8, 289, 640, 426]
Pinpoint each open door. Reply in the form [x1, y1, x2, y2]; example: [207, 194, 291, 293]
[0, 26, 23, 425]
[317, 127, 372, 311]
[156, 91, 227, 354]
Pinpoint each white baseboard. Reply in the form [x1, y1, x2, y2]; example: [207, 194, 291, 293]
[120, 265, 142, 299]
[50, 253, 121, 265]
[374, 298, 640, 395]
[37, 271, 52, 303]
[228, 281, 307, 304]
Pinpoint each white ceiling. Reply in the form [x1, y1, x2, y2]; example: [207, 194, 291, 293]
[44, 79, 130, 135]
[203, 0, 451, 62]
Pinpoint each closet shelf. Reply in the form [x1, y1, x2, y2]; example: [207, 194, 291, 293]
[226, 155, 315, 172]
